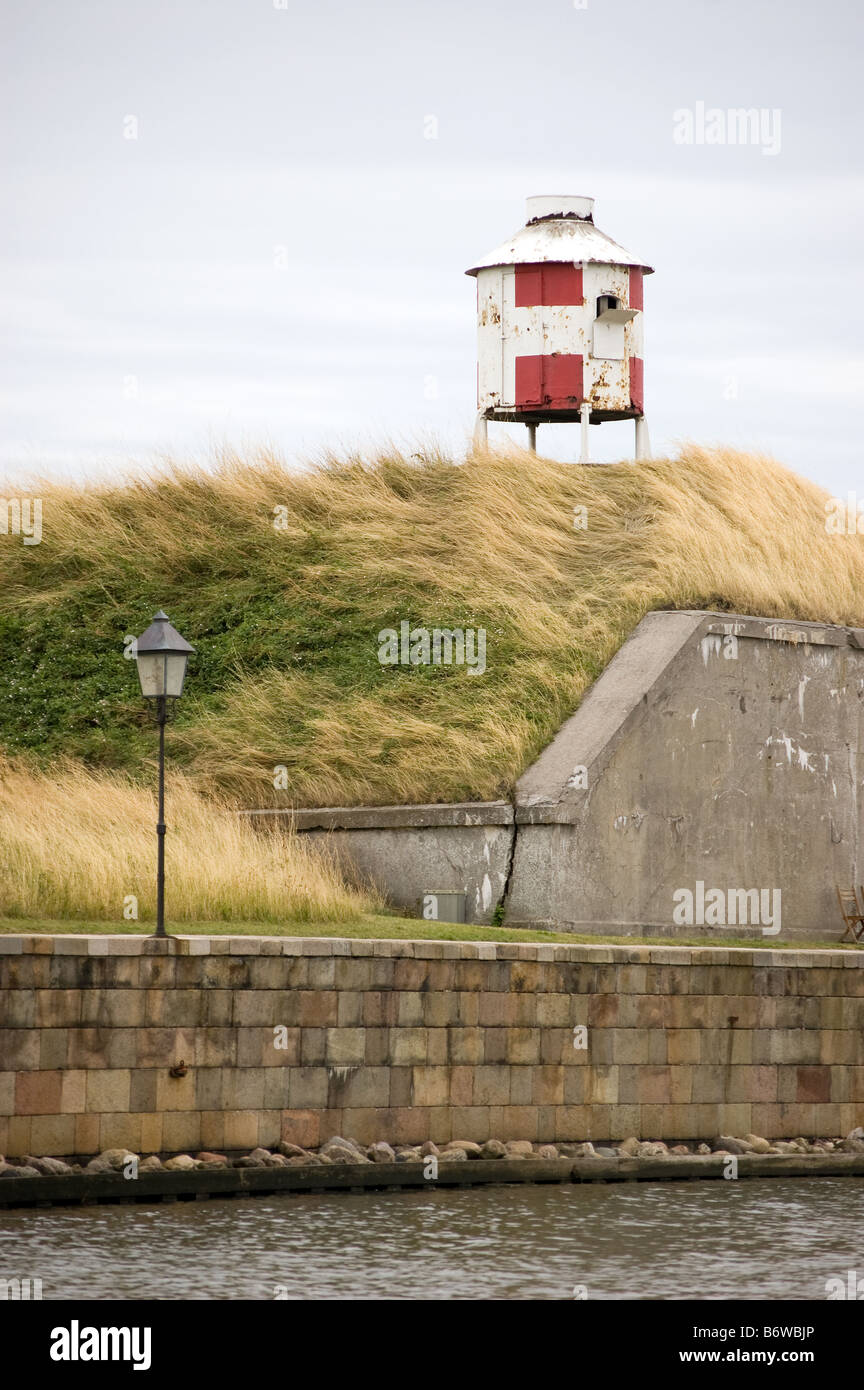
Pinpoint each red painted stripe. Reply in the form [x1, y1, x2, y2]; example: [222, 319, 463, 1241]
[515, 355, 543, 406]
[540, 263, 584, 306]
[515, 265, 543, 308]
[542, 353, 583, 406]
[629, 267, 644, 311]
[515, 263, 584, 308]
[629, 356, 644, 414]
[515, 354, 583, 408]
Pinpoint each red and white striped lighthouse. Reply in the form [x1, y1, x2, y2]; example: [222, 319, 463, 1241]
[466, 195, 654, 461]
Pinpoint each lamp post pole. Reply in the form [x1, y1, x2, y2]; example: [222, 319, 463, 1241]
[155, 696, 167, 938]
[132, 611, 195, 941]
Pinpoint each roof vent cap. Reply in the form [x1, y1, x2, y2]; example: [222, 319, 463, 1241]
[526, 194, 594, 223]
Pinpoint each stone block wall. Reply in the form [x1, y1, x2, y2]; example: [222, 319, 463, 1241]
[1, 935, 863, 1158]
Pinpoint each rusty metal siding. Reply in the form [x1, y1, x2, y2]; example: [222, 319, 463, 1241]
[476, 267, 504, 409]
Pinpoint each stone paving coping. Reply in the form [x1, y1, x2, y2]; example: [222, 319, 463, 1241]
[0, 935, 861, 967]
[0, 1153, 862, 1208]
[242, 801, 515, 830]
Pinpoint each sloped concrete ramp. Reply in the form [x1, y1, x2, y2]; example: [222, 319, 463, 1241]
[248, 610, 864, 941]
[509, 610, 864, 938]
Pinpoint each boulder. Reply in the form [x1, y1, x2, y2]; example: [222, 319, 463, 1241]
[668, 1145, 691, 1156]
[439, 1148, 468, 1163]
[233, 1154, 267, 1168]
[0, 1164, 40, 1178]
[395, 1149, 422, 1163]
[713, 1136, 753, 1155]
[277, 1142, 311, 1159]
[164, 1154, 198, 1172]
[537, 1144, 559, 1159]
[195, 1152, 228, 1166]
[772, 1141, 803, 1154]
[24, 1155, 74, 1176]
[792, 1136, 819, 1153]
[249, 1147, 280, 1167]
[617, 1137, 640, 1157]
[138, 1156, 163, 1173]
[840, 1127, 864, 1153]
[321, 1142, 371, 1165]
[696, 1143, 712, 1155]
[99, 1148, 137, 1171]
[743, 1134, 772, 1154]
[320, 1136, 370, 1161]
[480, 1139, 506, 1159]
[420, 1140, 440, 1158]
[636, 1142, 668, 1158]
[594, 1147, 620, 1159]
[504, 1140, 534, 1157]
[446, 1140, 483, 1159]
[368, 1142, 396, 1164]
[284, 1154, 320, 1166]
[84, 1156, 115, 1174]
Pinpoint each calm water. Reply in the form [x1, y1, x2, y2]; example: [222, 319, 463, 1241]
[2, 1178, 861, 1300]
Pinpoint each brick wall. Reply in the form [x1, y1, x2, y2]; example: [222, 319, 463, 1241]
[1, 935, 862, 1158]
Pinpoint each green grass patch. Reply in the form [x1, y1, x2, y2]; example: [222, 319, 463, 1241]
[0, 916, 857, 950]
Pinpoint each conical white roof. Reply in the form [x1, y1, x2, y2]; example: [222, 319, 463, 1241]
[465, 195, 653, 277]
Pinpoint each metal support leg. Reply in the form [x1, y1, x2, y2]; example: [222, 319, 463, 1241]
[473, 413, 488, 448]
[579, 404, 591, 463]
[635, 416, 651, 460]
[527, 423, 537, 452]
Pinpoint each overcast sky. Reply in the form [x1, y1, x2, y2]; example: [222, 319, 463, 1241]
[2, 0, 862, 493]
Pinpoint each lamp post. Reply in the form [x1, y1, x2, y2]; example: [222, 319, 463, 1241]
[132, 611, 195, 938]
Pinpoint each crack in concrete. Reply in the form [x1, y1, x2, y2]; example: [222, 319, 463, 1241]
[494, 795, 518, 925]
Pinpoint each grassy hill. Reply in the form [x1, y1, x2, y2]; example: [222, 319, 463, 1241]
[2, 442, 863, 811]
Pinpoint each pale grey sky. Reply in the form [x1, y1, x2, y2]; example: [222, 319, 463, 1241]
[2, 0, 862, 493]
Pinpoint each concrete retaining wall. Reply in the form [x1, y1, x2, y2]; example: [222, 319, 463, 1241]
[248, 610, 864, 940]
[1, 934, 862, 1159]
[251, 801, 514, 925]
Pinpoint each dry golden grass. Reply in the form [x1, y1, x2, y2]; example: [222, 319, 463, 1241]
[0, 755, 375, 923]
[2, 442, 863, 808]
[178, 444, 864, 804]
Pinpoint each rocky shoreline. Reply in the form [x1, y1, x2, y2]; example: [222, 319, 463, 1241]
[3, 1127, 863, 1178]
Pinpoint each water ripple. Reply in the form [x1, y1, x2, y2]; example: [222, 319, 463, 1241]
[1, 1177, 862, 1300]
